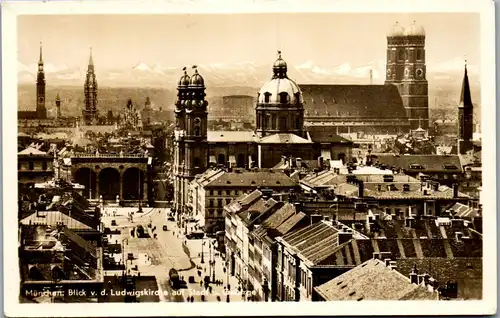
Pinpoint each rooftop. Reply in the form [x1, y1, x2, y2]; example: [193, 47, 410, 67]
[314, 259, 437, 301]
[373, 154, 463, 173]
[204, 169, 298, 188]
[281, 221, 340, 265]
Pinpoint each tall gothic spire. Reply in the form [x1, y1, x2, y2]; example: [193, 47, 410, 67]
[89, 47, 94, 67]
[459, 62, 472, 108]
[39, 42, 43, 64]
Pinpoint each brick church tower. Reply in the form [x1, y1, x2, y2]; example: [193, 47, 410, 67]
[386, 21, 429, 130]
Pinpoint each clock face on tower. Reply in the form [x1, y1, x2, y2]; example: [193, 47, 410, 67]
[416, 68, 424, 78]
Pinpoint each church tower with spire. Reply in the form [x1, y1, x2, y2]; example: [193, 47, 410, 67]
[173, 66, 209, 216]
[83, 48, 99, 125]
[55, 93, 61, 120]
[458, 62, 474, 155]
[36, 42, 47, 119]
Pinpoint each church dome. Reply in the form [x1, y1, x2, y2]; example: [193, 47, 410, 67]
[258, 79, 303, 104]
[404, 21, 425, 36]
[178, 68, 190, 86]
[189, 68, 204, 87]
[387, 22, 405, 37]
[258, 52, 303, 105]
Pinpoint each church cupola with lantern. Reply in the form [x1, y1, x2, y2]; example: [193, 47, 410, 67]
[256, 51, 304, 138]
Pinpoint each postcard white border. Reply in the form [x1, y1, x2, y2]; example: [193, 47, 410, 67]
[2, 0, 497, 316]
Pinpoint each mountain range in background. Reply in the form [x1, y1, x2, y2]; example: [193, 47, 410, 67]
[17, 57, 481, 122]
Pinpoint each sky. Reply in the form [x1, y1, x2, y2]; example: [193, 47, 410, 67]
[17, 13, 480, 72]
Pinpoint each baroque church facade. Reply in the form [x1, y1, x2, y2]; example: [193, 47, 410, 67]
[173, 59, 354, 214]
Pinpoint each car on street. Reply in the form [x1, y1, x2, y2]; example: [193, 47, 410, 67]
[111, 220, 117, 226]
[186, 231, 204, 239]
[163, 225, 168, 231]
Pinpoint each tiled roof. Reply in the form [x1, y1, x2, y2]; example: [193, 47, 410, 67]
[281, 221, 340, 265]
[314, 259, 437, 301]
[320, 237, 482, 267]
[205, 170, 298, 188]
[20, 211, 94, 231]
[62, 227, 97, 259]
[259, 133, 312, 144]
[300, 84, 408, 120]
[261, 203, 296, 229]
[276, 212, 307, 235]
[18, 146, 48, 156]
[305, 126, 353, 144]
[447, 203, 480, 218]
[373, 154, 463, 173]
[207, 130, 258, 143]
[237, 198, 280, 226]
[397, 258, 482, 300]
[224, 190, 263, 214]
[196, 168, 226, 187]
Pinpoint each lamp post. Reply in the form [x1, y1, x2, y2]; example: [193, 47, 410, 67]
[201, 238, 205, 264]
[121, 238, 129, 277]
[211, 241, 216, 283]
[137, 169, 142, 212]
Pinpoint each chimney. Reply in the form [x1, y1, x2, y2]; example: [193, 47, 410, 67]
[452, 184, 459, 198]
[296, 158, 302, 168]
[384, 258, 392, 267]
[317, 156, 324, 169]
[388, 260, 397, 270]
[338, 228, 353, 244]
[410, 264, 419, 284]
[455, 231, 464, 242]
[433, 182, 439, 192]
[405, 215, 415, 228]
[310, 214, 323, 224]
[261, 189, 273, 200]
[358, 180, 364, 198]
[372, 252, 381, 260]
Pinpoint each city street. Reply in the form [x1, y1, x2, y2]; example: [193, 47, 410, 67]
[101, 205, 254, 302]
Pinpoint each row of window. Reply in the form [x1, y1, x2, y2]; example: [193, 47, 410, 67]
[300, 269, 313, 296]
[208, 198, 232, 207]
[260, 91, 301, 104]
[206, 208, 224, 217]
[257, 113, 301, 131]
[19, 161, 49, 171]
[208, 189, 244, 197]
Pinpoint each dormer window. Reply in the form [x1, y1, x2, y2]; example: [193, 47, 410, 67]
[279, 92, 289, 104]
[409, 163, 424, 169]
[264, 92, 272, 103]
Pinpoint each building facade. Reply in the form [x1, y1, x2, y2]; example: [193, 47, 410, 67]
[83, 49, 99, 125]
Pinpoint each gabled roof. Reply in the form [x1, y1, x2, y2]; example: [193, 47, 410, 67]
[314, 259, 437, 301]
[62, 227, 97, 259]
[373, 154, 463, 173]
[447, 202, 480, 219]
[207, 130, 259, 143]
[237, 198, 280, 226]
[259, 133, 312, 144]
[261, 203, 296, 229]
[281, 221, 340, 265]
[224, 190, 263, 214]
[300, 84, 408, 120]
[18, 146, 48, 156]
[20, 211, 94, 231]
[276, 212, 307, 236]
[205, 170, 298, 188]
[306, 126, 353, 144]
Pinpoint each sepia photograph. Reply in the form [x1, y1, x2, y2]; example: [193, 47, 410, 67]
[2, 0, 496, 316]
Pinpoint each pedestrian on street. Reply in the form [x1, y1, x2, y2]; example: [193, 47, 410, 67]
[200, 281, 203, 287]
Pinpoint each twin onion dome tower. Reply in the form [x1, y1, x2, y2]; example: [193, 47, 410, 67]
[385, 21, 429, 130]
